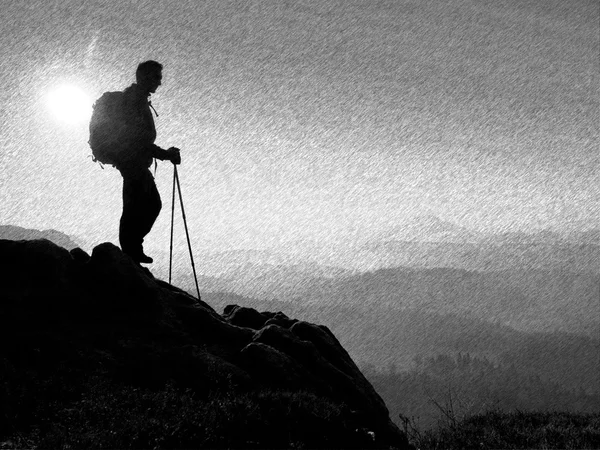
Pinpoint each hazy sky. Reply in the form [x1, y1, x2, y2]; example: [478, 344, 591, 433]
[1, 0, 598, 254]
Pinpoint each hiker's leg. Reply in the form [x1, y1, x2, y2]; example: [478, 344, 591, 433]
[119, 174, 145, 257]
[138, 170, 162, 243]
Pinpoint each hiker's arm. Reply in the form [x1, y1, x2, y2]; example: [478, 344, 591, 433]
[151, 145, 181, 164]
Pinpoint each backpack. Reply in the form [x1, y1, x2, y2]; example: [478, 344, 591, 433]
[88, 91, 129, 166]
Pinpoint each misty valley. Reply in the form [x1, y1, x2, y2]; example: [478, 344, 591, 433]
[171, 217, 600, 430]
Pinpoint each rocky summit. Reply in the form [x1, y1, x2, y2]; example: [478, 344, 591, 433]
[0, 239, 411, 449]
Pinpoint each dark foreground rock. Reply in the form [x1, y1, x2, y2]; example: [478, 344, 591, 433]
[0, 239, 411, 449]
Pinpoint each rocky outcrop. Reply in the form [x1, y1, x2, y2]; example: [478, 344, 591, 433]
[0, 239, 410, 449]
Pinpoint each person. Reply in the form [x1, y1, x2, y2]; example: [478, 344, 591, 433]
[117, 60, 181, 264]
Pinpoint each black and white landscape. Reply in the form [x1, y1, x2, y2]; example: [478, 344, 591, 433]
[5, 216, 598, 432]
[135, 216, 600, 428]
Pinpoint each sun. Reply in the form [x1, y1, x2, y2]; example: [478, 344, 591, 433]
[46, 84, 93, 124]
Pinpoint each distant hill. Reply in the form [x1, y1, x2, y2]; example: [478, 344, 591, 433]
[372, 215, 484, 244]
[0, 225, 80, 250]
[190, 264, 599, 338]
[353, 216, 600, 273]
[358, 237, 600, 272]
[195, 249, 352, 279]
[310, 266, 599, 336]
[161, 217, 600, 276]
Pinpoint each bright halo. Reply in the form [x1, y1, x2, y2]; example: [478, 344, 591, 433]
[47, 85, 93, 124]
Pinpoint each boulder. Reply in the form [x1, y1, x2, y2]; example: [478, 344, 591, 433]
[240, 342, 324, 390]
[223, 305, 270, 329]
[87, 242, 160, 308]
[264, 311, 298, 328]
[70, 247, 91, 264]
[291, 320, 389, 413]
[0, 238, 76, 305]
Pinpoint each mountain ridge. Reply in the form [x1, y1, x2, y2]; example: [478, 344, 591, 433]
[0, 224, 81, 250]
[0, 238, 411, 449]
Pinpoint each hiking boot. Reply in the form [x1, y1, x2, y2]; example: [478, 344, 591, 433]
[136, 252, 153, 264]
[124, 249, 153, 264]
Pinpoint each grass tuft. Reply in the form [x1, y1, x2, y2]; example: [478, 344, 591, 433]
[400, 409, 600, 450]
[2, 375, 384, 449]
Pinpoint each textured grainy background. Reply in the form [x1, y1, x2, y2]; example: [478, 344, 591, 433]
[1, 0, 597, 258]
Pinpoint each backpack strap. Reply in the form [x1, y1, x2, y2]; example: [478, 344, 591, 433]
[148, 101, 159, 117]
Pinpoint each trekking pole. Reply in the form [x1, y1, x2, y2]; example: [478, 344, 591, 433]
[168, 167, 176, 284]
[174, 165, 201, 301]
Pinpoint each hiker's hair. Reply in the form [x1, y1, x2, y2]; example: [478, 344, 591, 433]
[136, 60, 163, 83]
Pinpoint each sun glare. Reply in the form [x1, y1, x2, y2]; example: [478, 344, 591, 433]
[47, 85, 93, 124]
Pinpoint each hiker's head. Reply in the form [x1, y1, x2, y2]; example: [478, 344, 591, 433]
[136, 60, 163, 94]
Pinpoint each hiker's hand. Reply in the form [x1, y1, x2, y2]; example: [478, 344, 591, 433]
[167, 147, 181, 165]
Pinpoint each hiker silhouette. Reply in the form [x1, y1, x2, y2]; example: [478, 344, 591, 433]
[115, 60, 181, 264]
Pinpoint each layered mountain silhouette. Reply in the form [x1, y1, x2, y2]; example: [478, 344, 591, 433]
[182, 261, 599, 338]
[360, 227, 600, 272]
[169, 216, 599, 339]
[0, 225, 81, 250]
[165, 216, 599, 408]
[372, 214, 485, 243]
[0, 238, 411, 449]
